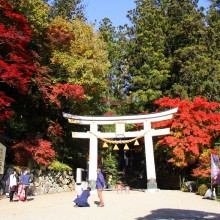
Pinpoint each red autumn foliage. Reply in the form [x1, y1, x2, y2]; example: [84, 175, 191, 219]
[0, 0, 84, 124]
[0, 0, 34, 92]
[191, 148, 219, 178]
[32, 62, 84, 108]
[0, 1, 84, 168]
[48, 23, 75, 51]
[0, 92, 14, 125]
[154, 97, 220, 178]
[48, 123, 63, 137]
[0, 0, 35, 125]
[12, 138, 56, 167]
[49, 83, 84, 106]
[104, 112, 116, 116]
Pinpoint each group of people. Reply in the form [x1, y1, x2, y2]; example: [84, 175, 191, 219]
[7, 169, 30, 202]
[8, 167, 105, 206]
[73, 168, 105, 208]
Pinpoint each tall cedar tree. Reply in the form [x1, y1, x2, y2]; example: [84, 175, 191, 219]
[98, 18, 129, 115]
[49, 0, 85, 21]
[162, 0, 219, 102]
[203, 1, 220, 102]
[121, 0, 220, 113]
[125, 0, 170, 112]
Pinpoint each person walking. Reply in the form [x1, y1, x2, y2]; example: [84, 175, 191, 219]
[20, 169, 30, 201]
[96, 168, 105, 207]
[9, 170, 18, 202]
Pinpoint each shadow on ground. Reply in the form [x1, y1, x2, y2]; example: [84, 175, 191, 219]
[12, 198, 35, 202]
[135, 208, 220, 220]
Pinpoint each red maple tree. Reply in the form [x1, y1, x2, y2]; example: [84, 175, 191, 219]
[0, 1, 85, 167]
[12, 138, 56, 167]
[154, 96, 220, 178]
[0, 0, 35, 126]
[0, 1, 84, 123]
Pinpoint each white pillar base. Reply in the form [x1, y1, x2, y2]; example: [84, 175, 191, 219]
[145, 188, 160, 193]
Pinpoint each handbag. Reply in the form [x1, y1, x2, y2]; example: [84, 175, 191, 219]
[10, 185, 17, 192]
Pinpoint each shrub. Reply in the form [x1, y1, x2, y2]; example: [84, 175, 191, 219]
[48, 160, 72, 171]
[181, 182, 188, 192]
[198, 184, 208, 196]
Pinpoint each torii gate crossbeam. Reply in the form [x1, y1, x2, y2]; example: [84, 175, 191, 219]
[63, 108, 178, 191]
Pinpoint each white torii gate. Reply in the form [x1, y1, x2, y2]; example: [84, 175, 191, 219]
[63, 108, 178, 191]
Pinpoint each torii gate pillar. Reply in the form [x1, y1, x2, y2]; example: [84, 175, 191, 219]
[89, 123, 98, 181]
[144, 121, 157, 190]
[63, 108, 178, 191]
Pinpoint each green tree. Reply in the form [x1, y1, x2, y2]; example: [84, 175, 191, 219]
[98, 19, 130, 115]
[201, 1, 220, 102]
[8, 0, 49, 34]
[49, 0, 85, 21]
[162, 0, 215, 101]
[49, 17, 110, 115]
[125, 0, 170, 112]
[123, 0, 220, 111]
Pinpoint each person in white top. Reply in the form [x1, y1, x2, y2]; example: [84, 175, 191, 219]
[9, 170, 18, 202]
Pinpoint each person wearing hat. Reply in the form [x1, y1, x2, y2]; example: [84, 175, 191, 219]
[96, 168, 105, 207]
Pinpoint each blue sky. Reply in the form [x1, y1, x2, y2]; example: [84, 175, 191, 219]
[85, 0, 211, 28]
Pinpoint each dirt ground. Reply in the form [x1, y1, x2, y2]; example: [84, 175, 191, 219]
[0, 189, 220, 220]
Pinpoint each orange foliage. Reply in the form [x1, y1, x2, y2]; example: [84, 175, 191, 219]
[154, 97, 220, 177]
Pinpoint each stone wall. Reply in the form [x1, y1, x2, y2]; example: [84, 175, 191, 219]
[0, 167, 75, 196]
[29, 170, 75, 195]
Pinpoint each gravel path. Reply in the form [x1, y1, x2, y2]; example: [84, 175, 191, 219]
[0, 189, 220, 220]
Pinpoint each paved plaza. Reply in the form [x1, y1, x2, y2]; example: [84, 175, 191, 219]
[0, 189, 220, 220]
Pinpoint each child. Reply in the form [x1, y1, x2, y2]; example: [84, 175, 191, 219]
[73, 187, 91, 207]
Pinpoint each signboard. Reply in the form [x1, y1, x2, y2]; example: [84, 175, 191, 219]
[211, 154, 220, 185]
[0, 143, 6, 174]
[115, 121, 125, 137]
